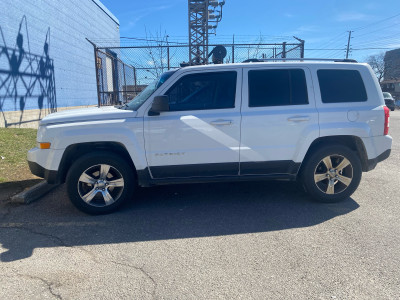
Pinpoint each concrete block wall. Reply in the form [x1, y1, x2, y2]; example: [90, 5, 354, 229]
[0, 0, 119, 128]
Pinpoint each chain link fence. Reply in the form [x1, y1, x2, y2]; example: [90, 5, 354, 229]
[94, 42, 304, 106]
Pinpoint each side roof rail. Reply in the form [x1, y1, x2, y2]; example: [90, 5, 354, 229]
[242, 58, 358, 63]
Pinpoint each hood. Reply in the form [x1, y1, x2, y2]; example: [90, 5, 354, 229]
[40, 106, 137, 125]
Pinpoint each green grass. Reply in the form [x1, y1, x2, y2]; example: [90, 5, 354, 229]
[0, 128, 38, 183]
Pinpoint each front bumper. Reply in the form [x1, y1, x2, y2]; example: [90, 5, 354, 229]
[27, 147, 64, 184]
[28, 160, 59, 184]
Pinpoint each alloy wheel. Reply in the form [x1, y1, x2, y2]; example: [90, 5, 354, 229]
[77, 164, 125, 207]
[313, 154, 353, 195]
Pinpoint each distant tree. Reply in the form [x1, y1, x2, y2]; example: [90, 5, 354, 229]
[132, 27, 178, 85]
[143, 28, 169, 78]
[366, 53, 385, 83]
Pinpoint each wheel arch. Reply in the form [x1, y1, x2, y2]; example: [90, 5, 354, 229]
[58, 142, 137, 184]
[297, 135, 369, 178]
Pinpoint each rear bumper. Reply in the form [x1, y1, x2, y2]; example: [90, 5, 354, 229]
[28, 160, 59, 184]
[387, 103, 395, 110]
[367, 149, 391, 171]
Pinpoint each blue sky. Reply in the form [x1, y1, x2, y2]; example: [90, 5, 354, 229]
[99, 0, 400, 61]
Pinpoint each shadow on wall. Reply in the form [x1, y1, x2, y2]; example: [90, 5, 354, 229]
[0, 16, 57, 127]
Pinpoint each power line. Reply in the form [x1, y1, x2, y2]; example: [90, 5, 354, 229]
[354, 23, 400, 38]
[353, 36, 400, 46]
[318, 31, 348, 49]
[353, 47, 399, 50]
[120, 36, 187, 45]
[352, 12, 400, 31]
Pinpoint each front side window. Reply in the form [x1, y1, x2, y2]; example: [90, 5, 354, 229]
[127, 70, 176, 110]
[317, 69, 367, 103]
[248, 69, 308, 107]
[165, 71, 237, 111]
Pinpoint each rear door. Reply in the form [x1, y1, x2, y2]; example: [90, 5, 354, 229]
[240, 66, 319, 175]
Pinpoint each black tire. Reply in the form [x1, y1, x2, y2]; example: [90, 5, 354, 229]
[66, 151, 134, 214]
[301, 145, 362, 203]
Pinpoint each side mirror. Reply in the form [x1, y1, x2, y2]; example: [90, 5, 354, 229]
[149, 95, 169, 116]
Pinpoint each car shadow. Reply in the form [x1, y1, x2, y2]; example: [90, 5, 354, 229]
[0, 180, 359, 262]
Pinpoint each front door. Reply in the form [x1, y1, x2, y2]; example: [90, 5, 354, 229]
[144, 69, 242, 179]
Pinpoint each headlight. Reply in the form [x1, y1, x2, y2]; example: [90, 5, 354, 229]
[37, 125, 47, 142]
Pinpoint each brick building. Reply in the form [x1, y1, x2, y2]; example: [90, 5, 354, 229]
[380, 48, 400, 100]
[384, 48, 400, 80]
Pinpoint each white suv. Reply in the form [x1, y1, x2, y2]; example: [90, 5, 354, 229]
[28, 60, 392, 214]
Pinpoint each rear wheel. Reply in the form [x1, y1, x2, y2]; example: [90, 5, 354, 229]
[301, 145, 362, 203]
[66, 152, 134, 214]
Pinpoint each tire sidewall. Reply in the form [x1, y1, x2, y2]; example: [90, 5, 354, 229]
[66, 151, 134, 214]
[301, 145, 362, 203]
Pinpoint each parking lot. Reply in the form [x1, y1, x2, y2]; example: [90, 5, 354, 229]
[0, 111, 399, 299]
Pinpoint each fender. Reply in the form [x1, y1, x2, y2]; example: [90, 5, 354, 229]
[39, 117, 148, 171]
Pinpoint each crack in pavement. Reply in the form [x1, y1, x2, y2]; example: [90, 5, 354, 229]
[1, 268, 63, 300]
[0, 225, 100, 265]
[0, 203, 14, 222]
[0, 225, 68, 247]
[108, 260, 158, 300]
[1, 225, 158, 298]
[16, 273, 63, 300]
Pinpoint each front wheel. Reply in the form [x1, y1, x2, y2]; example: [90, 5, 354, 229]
[301, 145, 362, 203]
[66, 152, 134, 214]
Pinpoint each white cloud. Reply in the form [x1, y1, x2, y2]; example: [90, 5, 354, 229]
[336, 12, 369, 22]
[286, 25, 320, 36]
[119, 4, 174, 31]
[296, 25, 319, 32]
[365, 3, 378, 10]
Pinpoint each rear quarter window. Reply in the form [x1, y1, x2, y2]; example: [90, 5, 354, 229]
[317, 69, 367, 103]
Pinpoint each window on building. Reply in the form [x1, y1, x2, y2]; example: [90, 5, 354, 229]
[318, 69, 367, 103]
[165, 71, 237, 111]
[248, 69, 308, 107]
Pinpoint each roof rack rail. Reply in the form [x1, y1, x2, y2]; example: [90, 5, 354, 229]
[242, 58, 358, 63]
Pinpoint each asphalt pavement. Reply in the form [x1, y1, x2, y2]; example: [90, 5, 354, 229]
[1, 111, 399, 299]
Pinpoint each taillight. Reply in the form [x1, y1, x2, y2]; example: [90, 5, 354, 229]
[384, 106, 390, 135]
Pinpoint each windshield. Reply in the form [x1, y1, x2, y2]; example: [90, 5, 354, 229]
[126, 70, 176, 110]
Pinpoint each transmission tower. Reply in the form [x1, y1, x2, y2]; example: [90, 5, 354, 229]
[188, 0, 225, 65]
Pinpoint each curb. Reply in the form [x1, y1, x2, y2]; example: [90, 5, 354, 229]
[10, 181, 60, 204]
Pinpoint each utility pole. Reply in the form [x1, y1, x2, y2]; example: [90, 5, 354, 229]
[345, 31, 353, 59]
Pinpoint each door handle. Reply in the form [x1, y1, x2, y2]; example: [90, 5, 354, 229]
[287, 116, 310, 122]
[210, 120, 233, 126]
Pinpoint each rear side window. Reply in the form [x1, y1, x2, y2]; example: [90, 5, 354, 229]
[317, 69, 367, 103]
[165, 71, 237, 111]
[248, 69, 308, 107]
